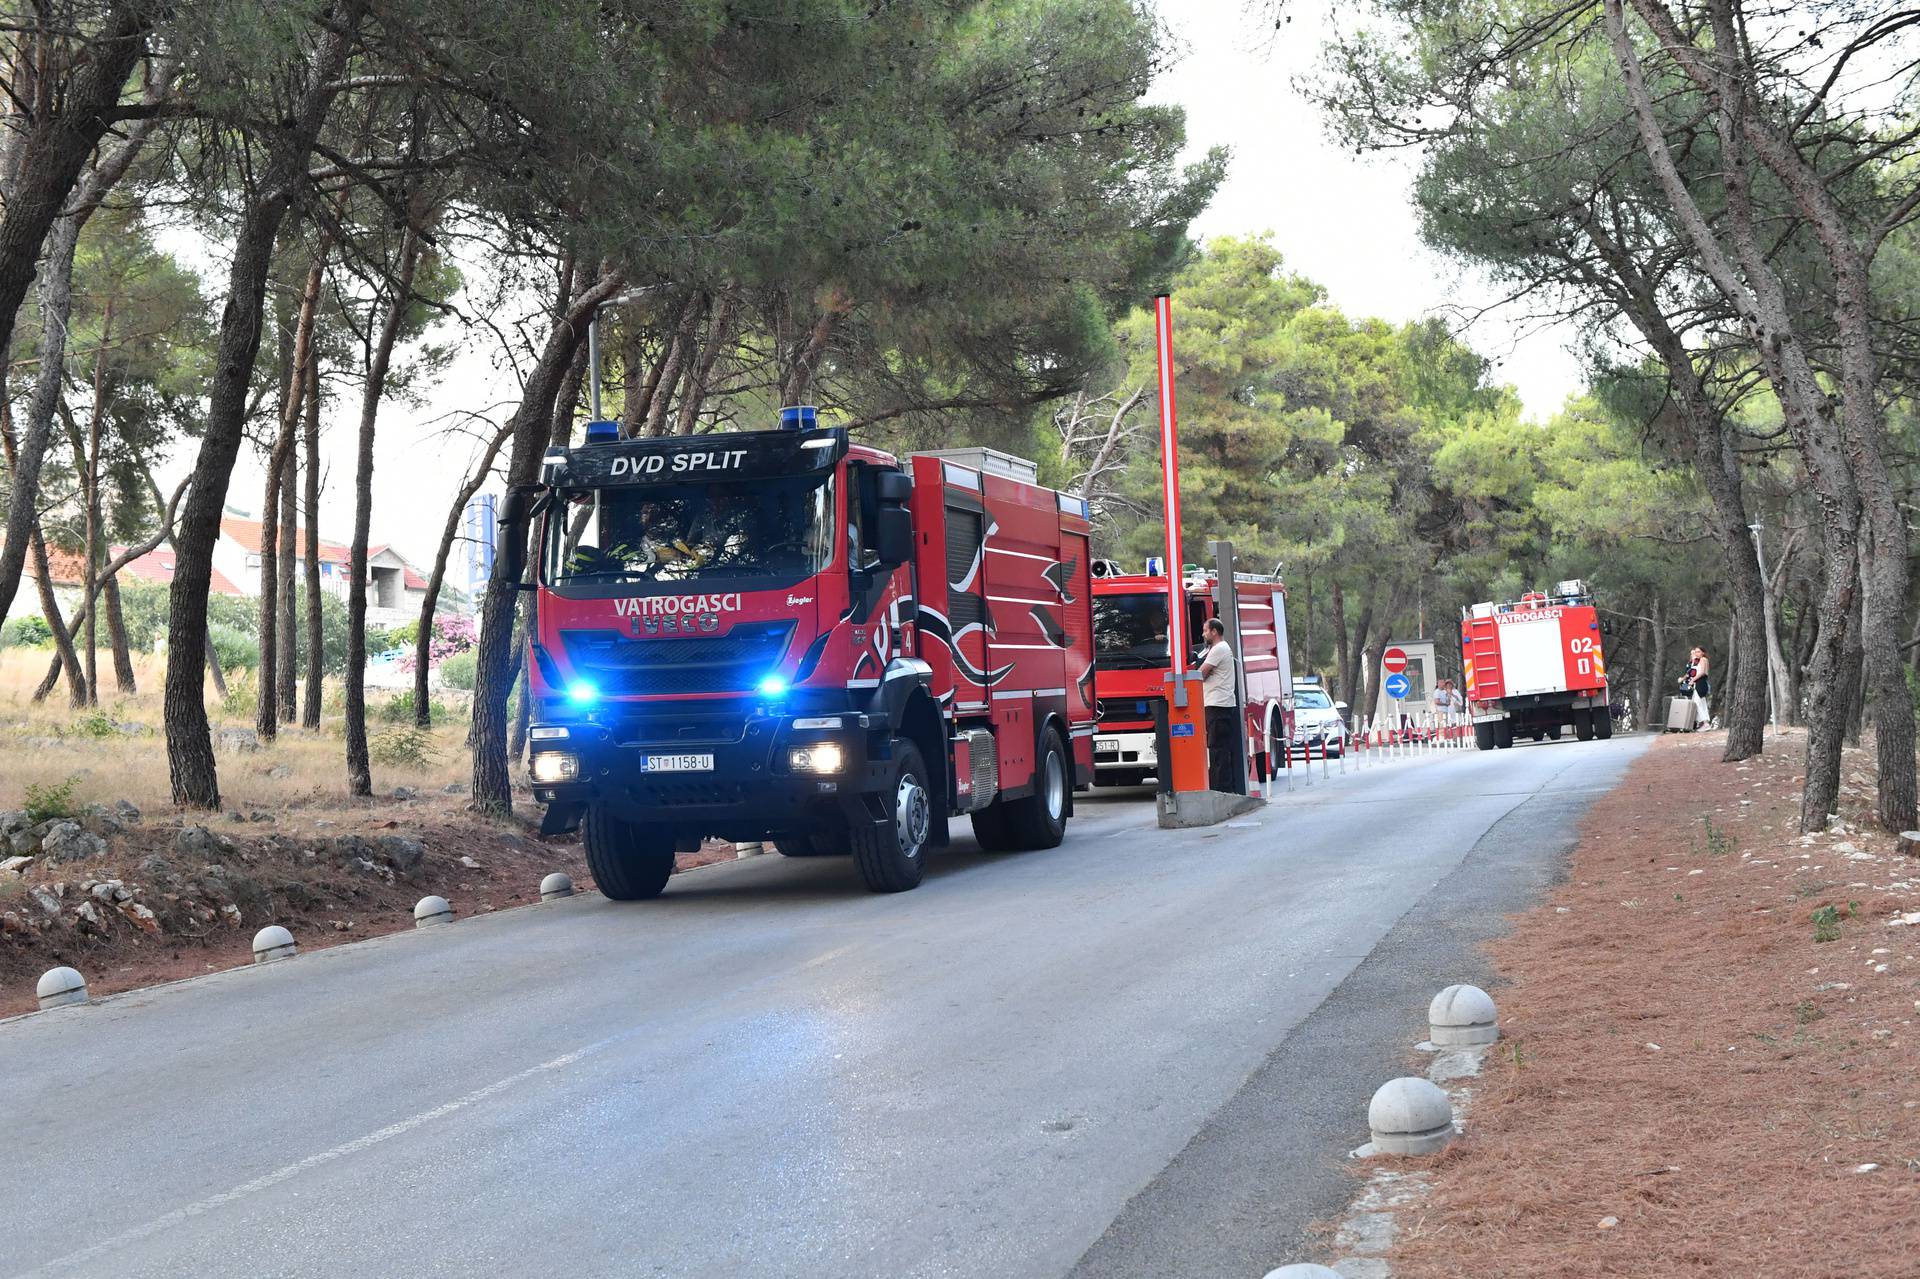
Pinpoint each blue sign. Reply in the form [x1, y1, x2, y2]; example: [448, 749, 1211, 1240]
[1170, 723, 1195, 737]
[1385, 672, 1412, 700]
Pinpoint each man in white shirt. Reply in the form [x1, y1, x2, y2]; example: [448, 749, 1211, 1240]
[1199, 618, 1239, 793]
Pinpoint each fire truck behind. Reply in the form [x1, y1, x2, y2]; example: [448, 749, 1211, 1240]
[502, 415, 1096, 897]
[1089, 565, 1290, 787]
[1461, 580, 1611, 749]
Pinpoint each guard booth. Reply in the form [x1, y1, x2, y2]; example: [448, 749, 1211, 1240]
[1372, 638, 1442, 733]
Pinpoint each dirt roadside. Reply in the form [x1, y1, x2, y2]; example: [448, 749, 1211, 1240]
[0, 803, 739, 1019]
[1368, 730, 1920, 1278]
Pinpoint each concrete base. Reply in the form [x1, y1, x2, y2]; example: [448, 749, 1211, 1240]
[1156, 789, 1265, 829]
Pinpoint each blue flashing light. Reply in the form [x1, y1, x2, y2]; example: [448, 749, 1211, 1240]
[778, 405, 818, 431]
[566, 679, 600, 706]
[1145, 556, 1164, 575]
[584, 418, 620, 443]
[757, 674, 790, 697]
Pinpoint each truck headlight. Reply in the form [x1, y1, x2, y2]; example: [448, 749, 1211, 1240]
[530, 751, 579, 784]
[788, 742, 845, 774]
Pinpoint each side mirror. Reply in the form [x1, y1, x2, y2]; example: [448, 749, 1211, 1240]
[874, 470, 911, 506]
[874, 506, 913, 566]
[1334, 701, 1349, 712]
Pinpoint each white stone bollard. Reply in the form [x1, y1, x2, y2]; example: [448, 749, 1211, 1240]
[1368, 1077, 1455, 1156]
[36, 966, 88, 1010]
[251, 925, 297, 964]
[1263, 1267, 1344, 1279]
[540, 872, 574, 901]
[413, 895, 453, 927]
[1429, 983, 1499, 1046]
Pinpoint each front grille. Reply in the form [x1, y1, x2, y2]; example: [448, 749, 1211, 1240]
[561, 621, 795, 695]
[1097, 695, 1158, 724]
[623, 777, 757, 807]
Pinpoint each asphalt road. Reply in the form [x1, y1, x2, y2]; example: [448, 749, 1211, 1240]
[4, 733, 1645, 1279]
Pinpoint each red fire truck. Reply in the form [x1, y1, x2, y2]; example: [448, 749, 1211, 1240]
[501, 414, 1096, 897]
[1089, 564, 1290, 787]
[1461, 580, 1611, 749]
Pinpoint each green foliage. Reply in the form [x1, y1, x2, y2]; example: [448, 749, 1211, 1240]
[378, 690, 450, 724]
[369, 727, 439, 769]
[218, 671, 258, 721]
[439, 649, 477, 691]
[73, 708, 117, 738]
[1811, 904, 1842, 943]
[22, 776, 80, 823]
[1, 615, 53, 648]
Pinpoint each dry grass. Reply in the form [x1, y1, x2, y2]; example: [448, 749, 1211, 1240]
[0, 648, 474, 828]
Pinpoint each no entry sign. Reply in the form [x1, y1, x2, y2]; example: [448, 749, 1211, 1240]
[1382, 646, 1409, 675]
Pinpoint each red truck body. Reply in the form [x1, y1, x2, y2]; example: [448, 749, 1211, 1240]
[514, 424, 1094, 895]
[1460, 582, 1611, 748]
[1089, 569, 1290, 786]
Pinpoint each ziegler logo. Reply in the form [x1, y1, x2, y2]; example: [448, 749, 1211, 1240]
[786, 594, 813, 606]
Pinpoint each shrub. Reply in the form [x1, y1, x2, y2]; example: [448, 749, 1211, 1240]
[23, 775, 80, 823]
[378, 689, 452, 724]
[398, 613, 477, 673]
[439, 648, 478, 691]
[370, 727, 439, 769]
[219, 671, 258, 720]
[210, 622, 260, 674]
[73, 708, 117, 738]
[1, 615, 53, 648]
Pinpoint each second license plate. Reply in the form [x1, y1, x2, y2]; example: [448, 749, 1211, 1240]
[643, 753, 714, 773]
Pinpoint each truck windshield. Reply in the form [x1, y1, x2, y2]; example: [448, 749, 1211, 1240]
[543, 473, 835, 590]
[1094, 593, 1170, 669]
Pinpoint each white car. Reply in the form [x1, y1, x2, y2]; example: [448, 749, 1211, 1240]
[1289, 684, 1349, 757]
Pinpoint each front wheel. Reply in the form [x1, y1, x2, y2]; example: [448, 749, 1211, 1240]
[851, 740, 932, 892]
[1004, 726, 1070, 850]
[583, 807, 677, 901]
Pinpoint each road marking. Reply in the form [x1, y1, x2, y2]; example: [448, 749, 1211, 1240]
[14, 1032, 629, 1277]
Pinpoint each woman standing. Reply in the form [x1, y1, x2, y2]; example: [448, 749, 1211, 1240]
[1686, 647, 1713, 728]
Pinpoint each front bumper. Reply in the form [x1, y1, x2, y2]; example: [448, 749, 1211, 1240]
[527, 710, 893, 839]
[1094, 728, 1156, 771]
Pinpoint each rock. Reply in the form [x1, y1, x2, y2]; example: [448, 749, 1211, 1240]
[441, 781, 468, 795]
[88, 881, 117, 901]
[392, 785, 418, 801]
[375, 834, 426, 878]
[0, 854, 32, 875]
[73, 899, 104, 929]
[1898, 831, 1920, 858]
[1598, 1216, 1619, 1230]
[136, 853, 174, 880]
[112, 798, 141, 825]
[459, 855, 482, 870]
[79, 805, 124, 838]
[227, 810, 247, 823]
[119, 900, 159, 933]
[113, 719, 152, 736]
[219, 902, 242, 924]
[267, 764, 291, 780]
[8, 823, 48, 855]
[216, 726, 261, 753]
[29, 886, 61, 915]
[0, 809, 31, 838]
[175, 826, 236, 859]
[0, 910, 23, 935]
[250, 811, 272, 823]
[42, 822, 107, 863]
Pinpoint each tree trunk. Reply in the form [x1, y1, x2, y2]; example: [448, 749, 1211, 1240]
[508, 598, 532, 761]
[643, 293, 705, 436]
[472, 270, 627, 814]
[347, 228, 422, 797]
[674, 293, 734, 435]
[205, 635, 228, 698]
[164, 10, 361, 809]
[1646, 596, 1666, 726]
[257, 250, 324, 742]
[301, 352, 323, 727]
[104, 572, 136, 694]
[414, 421, 513, 729]
[1756, 528, 1793, 727]
[28, 524, 85, 707]
[277, 387, 299, 723]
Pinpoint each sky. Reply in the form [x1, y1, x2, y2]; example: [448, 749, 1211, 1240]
[165, 0, 1586, 574]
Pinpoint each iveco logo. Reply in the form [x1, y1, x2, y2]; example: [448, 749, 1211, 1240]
[635, 614, 721, 636]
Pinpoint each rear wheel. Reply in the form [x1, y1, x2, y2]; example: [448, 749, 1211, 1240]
[1595, 707, 1614, 740]
[1494, 718, 1514, 750]
[583, 807, 676, 901]
[851, 740, 931, 893]
[1003, 726, 1070, 850]
[1574, 708, 1596, 741]
[1474, 721, 1494, 751]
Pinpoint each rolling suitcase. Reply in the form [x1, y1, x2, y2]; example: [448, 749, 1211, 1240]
[1665, 696, 1696, 733]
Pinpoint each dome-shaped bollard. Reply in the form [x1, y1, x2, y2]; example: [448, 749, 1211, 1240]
[37, 966, 88, 1010]
[539, 872, 574, 901]
[251, 925, 297, 964]
[1368, 1077, 1455, 1156]
[1429, 983, 1499, 1047]
[1263, 1266, 1344, 1279]
[413, 895, 453, 927]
